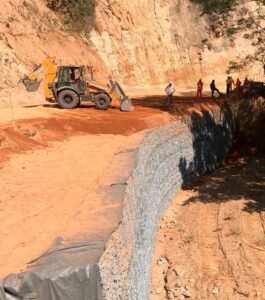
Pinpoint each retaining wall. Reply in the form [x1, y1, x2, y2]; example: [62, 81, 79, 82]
[99, 105, 235, 299]
[0, 105, 235, 300]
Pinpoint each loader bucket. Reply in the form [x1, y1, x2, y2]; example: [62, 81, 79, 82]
[114, 81, 134, 112]
[22, 79, 41, 92]
[121, 96, 134, 112]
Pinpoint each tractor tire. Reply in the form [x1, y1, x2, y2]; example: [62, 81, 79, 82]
[58, 90, 80, 109]
[95, 93, 111, 110]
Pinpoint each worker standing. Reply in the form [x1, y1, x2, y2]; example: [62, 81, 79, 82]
[210, 80, 221, 98]
[235, 78, 242, 88]
[226, 76, 234, 95]
[197, 79, 203, 98]
[231, 77, 235, 90]
[165, 82, 175, 107]
[226, 77, 230, 95]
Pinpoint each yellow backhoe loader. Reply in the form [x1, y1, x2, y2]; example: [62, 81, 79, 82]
[22, 57, 134, 112]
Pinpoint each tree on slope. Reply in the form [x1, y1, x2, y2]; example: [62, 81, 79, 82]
[191, 0, 265, 73]
[46, 0, 96, 33]
[226, 0, 265, 73]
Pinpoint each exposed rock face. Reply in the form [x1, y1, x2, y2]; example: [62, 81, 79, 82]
[91, 0, 264, 86]
[0, 0, 263, 105]
[91, 0, 209, 86]
[0, 0, 107, 106]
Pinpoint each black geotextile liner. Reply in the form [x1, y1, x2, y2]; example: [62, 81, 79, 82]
[0, 240, 104, 300]
[0, 157, 131, 300]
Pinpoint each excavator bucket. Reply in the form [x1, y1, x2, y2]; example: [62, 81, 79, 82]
[121, 96, 134, 112]
[113, 81, 134, 112]
[22, 78, 41, 92]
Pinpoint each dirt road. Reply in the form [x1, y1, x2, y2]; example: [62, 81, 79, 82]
[0, 94, 221, 165]
[151, 153, 265, 300]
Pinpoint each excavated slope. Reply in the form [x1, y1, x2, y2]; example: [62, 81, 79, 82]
[0, 0, 263, 107]
[0, 0, 107, 107]
[90, 0, 263, 86]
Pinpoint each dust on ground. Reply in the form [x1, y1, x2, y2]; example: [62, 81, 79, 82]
[151, 150, 265, 300]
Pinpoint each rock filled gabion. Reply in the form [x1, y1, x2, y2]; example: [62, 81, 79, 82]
[99, 105, 235, 300]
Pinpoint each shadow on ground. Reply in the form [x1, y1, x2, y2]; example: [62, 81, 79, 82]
[177, 85, 265, 214]
[182, 156, 265, 213]
[178, 107, 265, 214]
[132, 95, 224, 116]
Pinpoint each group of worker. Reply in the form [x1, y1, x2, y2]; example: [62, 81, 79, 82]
[165, 76, 243, 107]
[197, 77, 242, 98]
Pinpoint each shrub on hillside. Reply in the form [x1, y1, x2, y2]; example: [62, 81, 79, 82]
[190, 0, 265, 72]
[190, 0, 237, 14]
[45, 0, 96, 34]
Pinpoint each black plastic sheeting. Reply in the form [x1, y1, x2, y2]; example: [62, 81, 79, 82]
[0, 138, 138, 300]
[0, 240, 104, 300]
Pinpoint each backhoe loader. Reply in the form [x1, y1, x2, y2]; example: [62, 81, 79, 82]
[22, 57, 133, 112]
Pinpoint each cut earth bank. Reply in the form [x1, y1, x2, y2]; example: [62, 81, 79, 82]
[151, 154, 265, 300]
[0, 99, 235, 300]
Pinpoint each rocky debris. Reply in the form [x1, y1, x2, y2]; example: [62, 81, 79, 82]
[18, 127, 37, 138]
[172, 288, 181, 297]
[182, 287, 191, 298]
[157, 256, 168, 266]
[100, 107, 235, 300]
[164, 265, 195, 299]
[152, 150, 265, 300]
[173, 266, 185, 278]
[256, 290, 262, 297]
[212, 286, 219, 294]
[150, 286, 164, 295]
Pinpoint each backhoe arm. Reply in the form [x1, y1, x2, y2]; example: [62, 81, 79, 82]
[22, 57, 57, 101]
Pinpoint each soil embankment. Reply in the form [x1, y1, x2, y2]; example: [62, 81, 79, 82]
[151, 153, 265, 300]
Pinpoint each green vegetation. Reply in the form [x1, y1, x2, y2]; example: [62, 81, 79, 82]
[190, 0, 238, 14]
[46, 0, 96, 34]
[191, 0, 265, 72]
[226, 0, 265, 73]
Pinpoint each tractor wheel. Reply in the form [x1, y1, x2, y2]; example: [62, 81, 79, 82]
[58, 90, 80, 109]
[95, 93, 111, 110]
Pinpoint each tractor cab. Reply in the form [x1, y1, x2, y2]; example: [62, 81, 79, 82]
[56, 66, 86, 95]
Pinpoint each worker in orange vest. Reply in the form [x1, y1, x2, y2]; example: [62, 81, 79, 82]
[197, 79, 203, 98]
[235, 78, 242, 88]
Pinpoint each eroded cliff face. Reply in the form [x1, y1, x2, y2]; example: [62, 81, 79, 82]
[91, 0, 264, 86]
[0, 0, 107, 107]
[0, 0, 263, 106]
